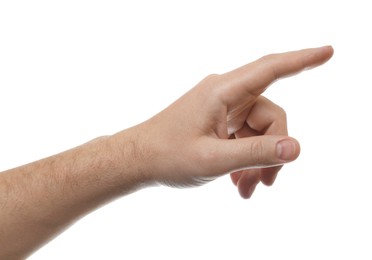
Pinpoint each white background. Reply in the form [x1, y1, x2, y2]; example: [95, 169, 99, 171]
[1, 1, 371, 259]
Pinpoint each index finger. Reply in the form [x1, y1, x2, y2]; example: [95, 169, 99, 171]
[222, 46, 334, 96]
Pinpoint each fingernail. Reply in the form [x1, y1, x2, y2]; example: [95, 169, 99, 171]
[276, 139, 296, 161]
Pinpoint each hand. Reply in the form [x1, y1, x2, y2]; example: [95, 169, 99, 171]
[129, 46, 333, 198]
[0, 46, 333, 259]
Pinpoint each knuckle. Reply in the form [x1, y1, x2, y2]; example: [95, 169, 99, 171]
[260, 53, 278, 63]
[199, 73, 226, 99]
[277, 108, 288, 128]
[203, 73, 220, 83]
[277, 105, 287, 119]
[201, 73, 222, 87]
[250, 139, 265, 166]
[259, 53, 279, 81]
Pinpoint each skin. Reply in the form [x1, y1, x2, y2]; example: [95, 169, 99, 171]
[0, 46, 334, 259]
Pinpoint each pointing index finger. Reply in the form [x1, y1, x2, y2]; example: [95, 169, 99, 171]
[222, 46, 334, 96]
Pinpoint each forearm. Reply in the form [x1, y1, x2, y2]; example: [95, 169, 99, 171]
[0, 126, 149, 259]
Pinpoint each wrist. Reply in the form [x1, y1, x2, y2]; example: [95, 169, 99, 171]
[108, 124, 156, 191]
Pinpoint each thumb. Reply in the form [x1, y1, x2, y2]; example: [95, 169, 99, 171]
[213, 136, 300, 173]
